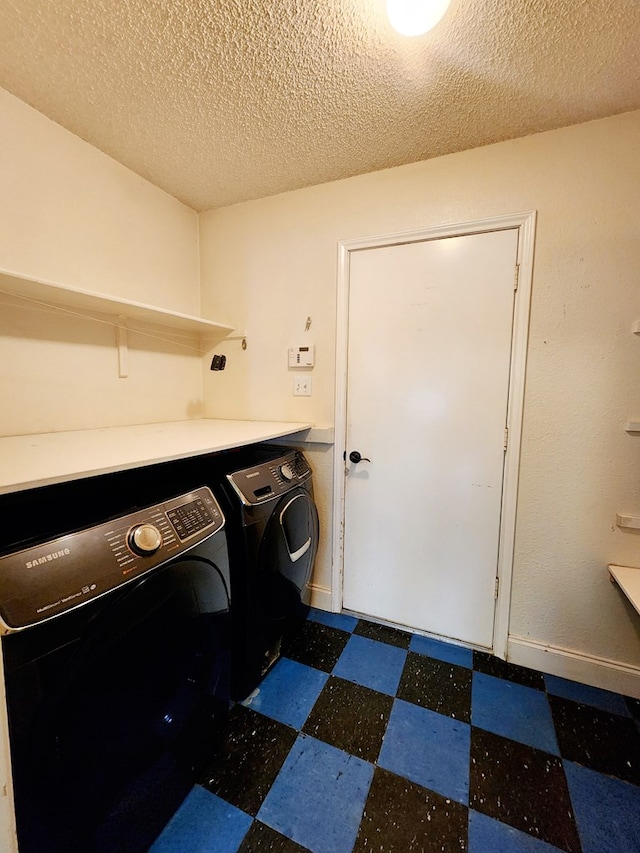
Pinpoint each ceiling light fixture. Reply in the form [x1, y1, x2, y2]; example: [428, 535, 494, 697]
[386, 0, 451, 36]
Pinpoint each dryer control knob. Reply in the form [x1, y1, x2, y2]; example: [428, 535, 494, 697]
[280, 462, 295, 481]
[128, 524, 163, 556]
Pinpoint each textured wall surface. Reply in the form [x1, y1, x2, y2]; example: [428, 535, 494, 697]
[200, 110, 640, 677]
[0, 89, 200, 311]
[1, 0, 639, 210]
[0, 91, 203, 437]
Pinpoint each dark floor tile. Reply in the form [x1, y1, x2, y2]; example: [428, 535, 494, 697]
[470, 727, 581, 853]
[353, 766, 467, 853]
[549, 694, 640, 785]
[281, 620, 350, 673]
[354, 619, 412, 649]
[397, 651, 472, 721]
[199, 706, 297, 816]
[237, 820, 312, 852]
[472, 651, 545, 690]
[302, 675, 393, 763]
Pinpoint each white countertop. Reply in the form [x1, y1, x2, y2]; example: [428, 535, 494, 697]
[609, 564, 640, 617]
[0, 419, 314, 494]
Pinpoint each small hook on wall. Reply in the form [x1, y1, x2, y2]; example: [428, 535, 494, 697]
[305, 316, 312, 331]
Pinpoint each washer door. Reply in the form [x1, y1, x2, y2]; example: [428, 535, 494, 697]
[15, 557, 230, 853]
[257, 486, 319, 617]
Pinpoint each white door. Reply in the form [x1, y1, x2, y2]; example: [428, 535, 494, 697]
[342, 228, 519, 649]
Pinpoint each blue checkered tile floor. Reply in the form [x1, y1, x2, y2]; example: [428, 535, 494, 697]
[151, 609, 640, 853]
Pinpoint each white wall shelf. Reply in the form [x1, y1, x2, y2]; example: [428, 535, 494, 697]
[609, 564, 640, 616]
[616, 513, 640, 530]
[0, 269, 234, 336]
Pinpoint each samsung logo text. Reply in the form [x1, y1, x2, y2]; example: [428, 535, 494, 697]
[26, 548, 71, 568]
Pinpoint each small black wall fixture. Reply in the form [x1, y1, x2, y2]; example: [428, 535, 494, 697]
[210, 354, 227, 371]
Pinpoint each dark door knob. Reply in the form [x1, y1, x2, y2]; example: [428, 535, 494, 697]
[349, 451, 371, 464]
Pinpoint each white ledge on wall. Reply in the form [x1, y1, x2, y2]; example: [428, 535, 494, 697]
[0, 269, 234, 336]
[609, 564, 640, 617]
[270, 425, 335, 445]
[616, 513, 640, 530]
[0, 419, 314, 495]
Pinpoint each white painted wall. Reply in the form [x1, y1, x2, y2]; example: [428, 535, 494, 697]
[0, 87, 204, 848]
[0, 89, 202, 436]
[200, 110, 640, 690]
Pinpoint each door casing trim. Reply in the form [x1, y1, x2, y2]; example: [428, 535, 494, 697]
[332, 211, 537, 659]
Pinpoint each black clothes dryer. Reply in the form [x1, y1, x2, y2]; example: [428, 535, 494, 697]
[0, 477, 231, 853]
[216, 445, 319, 701]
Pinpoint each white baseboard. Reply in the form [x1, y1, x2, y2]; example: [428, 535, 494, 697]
[508, 635, 640, 700]
[309, 584, 333, 611]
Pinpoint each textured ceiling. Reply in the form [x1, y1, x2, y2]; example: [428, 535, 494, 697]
[1, 0, 639, 211]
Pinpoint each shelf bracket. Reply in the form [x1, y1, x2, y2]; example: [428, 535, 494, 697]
[116, 316, 129, 378]
[223, 330, 248, 350]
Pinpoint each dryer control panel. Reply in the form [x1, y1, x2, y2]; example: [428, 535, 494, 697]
[0, 486, 224, 632]
[227, 449, 312, 506]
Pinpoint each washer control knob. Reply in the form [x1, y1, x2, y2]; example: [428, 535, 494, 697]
[128, 524, 163, 556]
[280, 462, 295, 481]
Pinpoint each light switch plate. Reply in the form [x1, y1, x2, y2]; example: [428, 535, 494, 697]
[293, 376, 312, 396]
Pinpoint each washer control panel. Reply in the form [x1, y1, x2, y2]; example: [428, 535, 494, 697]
[0, 486, 224, 632]
[227, 449, 312, 506]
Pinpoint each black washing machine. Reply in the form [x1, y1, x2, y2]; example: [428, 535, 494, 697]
[216, 445, 319, 701]
[0, 473, 231, 853]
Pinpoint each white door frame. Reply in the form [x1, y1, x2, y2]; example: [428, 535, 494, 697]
[332, 211, 537, 659]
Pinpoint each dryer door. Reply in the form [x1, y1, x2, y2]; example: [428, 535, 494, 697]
[257, 486, 319, 616]
[7, 556, 230, 853]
